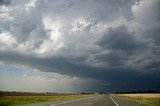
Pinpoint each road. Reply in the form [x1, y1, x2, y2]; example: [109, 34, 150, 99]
[22, 94, 144, 106]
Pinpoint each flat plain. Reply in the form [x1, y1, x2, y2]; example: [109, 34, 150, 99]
[116, 93, 160, 106]
[0, 92, 95, 106]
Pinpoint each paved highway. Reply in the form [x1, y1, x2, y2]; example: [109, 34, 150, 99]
[22, 94, 144, 106]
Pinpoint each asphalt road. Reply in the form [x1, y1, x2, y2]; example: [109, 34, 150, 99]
[22, 94, 144, 106]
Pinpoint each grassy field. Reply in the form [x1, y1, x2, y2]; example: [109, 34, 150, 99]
[116, 93, 160, 106]
[0, 94, 96, 106]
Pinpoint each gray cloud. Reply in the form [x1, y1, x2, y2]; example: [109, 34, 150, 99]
[97, 25, 146, 51]
[0, 0, 11, 5]
[0, 47, 159, 91]
[0, 0, 160, 92]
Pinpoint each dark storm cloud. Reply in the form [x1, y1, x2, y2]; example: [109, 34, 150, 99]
[144, 24, 160, 45]
[95, 25, 146, 68]
[0, 0, 160, 92]
[97, 25, 146, 51]
[0, 48, 160, 91]
[0, 0, 11, 5]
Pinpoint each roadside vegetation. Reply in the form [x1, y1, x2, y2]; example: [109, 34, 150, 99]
[116, 93, 160, 106]
[0, 93, 96, 106]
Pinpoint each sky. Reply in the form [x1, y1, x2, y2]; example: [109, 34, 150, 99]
[0, 0, 160, 93]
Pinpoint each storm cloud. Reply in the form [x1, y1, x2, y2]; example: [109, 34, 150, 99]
[0, 0, 12, 5]
[0, 0, 160, 92]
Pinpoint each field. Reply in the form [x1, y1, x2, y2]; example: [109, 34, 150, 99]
[116, 93, 160, 106]
[0, 92, 95, 106]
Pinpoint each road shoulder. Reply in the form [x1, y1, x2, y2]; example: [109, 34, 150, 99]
[111, 94, 144, 106]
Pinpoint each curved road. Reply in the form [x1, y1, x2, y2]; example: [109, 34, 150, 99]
[22, 94, 144, 106]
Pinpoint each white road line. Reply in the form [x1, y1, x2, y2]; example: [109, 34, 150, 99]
[50, 96, 97, 106]
[109, 95, 119, 106]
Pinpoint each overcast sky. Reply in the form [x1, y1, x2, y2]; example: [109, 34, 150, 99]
[0, 0, 160, 93]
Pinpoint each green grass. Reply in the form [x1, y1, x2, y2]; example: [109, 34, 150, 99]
[116, 94, 160, 106]
[0, 94, 95, 106]
[127, 97, 160, 106]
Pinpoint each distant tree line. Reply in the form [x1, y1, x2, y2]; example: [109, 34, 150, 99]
[115, 90, 160, 94]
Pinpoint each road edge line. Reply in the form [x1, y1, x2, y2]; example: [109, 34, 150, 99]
[109, 95, 119, 106]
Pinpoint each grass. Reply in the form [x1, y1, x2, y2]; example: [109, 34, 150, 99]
[116, 93, 160, 106]
[0, 94, 96, 106]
